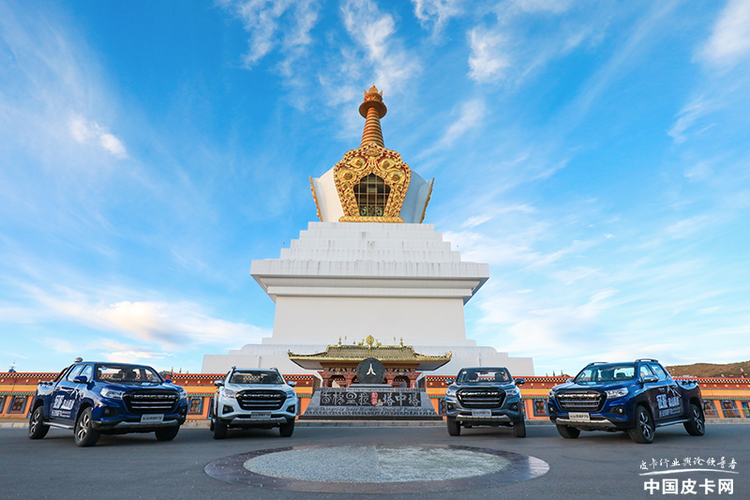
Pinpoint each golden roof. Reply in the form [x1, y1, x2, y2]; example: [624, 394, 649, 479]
[288, 338, 451, 371]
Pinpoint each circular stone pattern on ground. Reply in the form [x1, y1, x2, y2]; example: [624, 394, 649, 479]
[205, 444, 549, 493]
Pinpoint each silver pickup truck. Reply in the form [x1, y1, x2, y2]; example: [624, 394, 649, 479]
[210, 367, 297, 439]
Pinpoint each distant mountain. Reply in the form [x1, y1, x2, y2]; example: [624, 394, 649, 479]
[667, 360, 750, 378]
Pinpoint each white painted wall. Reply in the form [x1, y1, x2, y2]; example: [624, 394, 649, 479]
[272, 296, 467, 342]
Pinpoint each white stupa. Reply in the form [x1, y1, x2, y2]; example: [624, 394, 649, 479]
[202, 86, 534, 377]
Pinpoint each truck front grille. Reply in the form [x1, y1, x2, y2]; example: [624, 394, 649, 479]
[237, 390, 285, 411]
[457, 388, 504, 409]
[123, 390, 179, 414]
[557, 391, 604, 412]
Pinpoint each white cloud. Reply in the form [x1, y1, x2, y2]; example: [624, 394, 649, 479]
[69, 115, 127, 158]
[468, 28, 510, 82]
[684, 161, 712, 181]
[666, 216, 710, 239]
[667, 97, 715, 144]
[477, 288, 616, 355]
[438, 99, 485, 146]
[340, 0, 420, 92]
[551, 265, 605, 285]
[697, 306, 722, 315]
[93, 341, 173, 364]
[34, 290, 269, 350]
[509, 0, 572, 14]
[461, 215, 492, 228]
[221, 0, 320, 69]
[411, 0, 462, 33]
[41, 336, 75, 354]
[699, 0, 750, 69]
[459, 205, 535, 229]
[99, 133, 126, 157]
[443, 230, 537, 266]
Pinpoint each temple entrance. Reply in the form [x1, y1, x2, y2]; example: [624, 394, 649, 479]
[289, 337, 451, 419]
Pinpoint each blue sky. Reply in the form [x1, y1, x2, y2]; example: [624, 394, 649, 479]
[1, 0, 749, 376]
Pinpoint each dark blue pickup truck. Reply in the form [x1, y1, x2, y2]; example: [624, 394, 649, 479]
[547, 359, 705, 443]
[28, 361, 188, 446]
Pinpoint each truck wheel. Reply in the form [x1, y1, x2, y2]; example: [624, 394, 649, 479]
[213, 418, 227, 440]
[447, 417, 461, 436]
[74, 407, 101, 447]
[279, 418, 295, 437]
[155, 426, 180, 441]
[28, 406, 49, 440]
[684, 403, 705, 436]
[513, 418, 526, 438]
[628, 406, 655, 444]
[556, 424, 580, 439]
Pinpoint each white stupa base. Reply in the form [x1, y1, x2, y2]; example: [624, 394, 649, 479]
[202, 222, 534, 377]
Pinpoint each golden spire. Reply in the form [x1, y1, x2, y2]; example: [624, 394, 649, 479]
[359, 85, 387, 147]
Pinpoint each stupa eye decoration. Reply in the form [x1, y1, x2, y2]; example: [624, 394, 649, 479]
[334, 86, 411, 223]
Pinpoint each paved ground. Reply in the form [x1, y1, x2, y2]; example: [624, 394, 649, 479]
[2, 422, 747, 500]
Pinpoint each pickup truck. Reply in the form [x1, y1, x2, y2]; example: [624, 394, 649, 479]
[547, 359, 705, 443]
[210, 367, 297, 439]
[443, 366, 526, 438]
[28, 361, 188, 446]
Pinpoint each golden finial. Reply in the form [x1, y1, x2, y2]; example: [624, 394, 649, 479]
[366, 335, 375, 347]
[359, 85, 387, 147]
[364, 85, 383, 102]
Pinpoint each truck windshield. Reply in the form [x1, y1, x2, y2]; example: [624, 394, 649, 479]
[574, 363, 635, 384]
[230, 371, 283, 385]
[96, 364, 162, 384]
[457, 368, 511, 384]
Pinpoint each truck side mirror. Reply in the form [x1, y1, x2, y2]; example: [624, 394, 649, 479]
[288, 381, 296, 387]
[214, 380, 224, 387]
[642, 375, 658, 384]
[515, 378, 525, 386]
[445, 379, 454, 385]
[73, 375, 89, 384]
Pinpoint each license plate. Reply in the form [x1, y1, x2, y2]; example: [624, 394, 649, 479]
[569, 412, 590, 422]
[251, 412, 272, 419]
[471, 409, 492, 417]
[140, 414, 164, 424]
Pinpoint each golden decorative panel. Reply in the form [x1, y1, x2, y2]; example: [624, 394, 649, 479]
[334, 142, 411, 223]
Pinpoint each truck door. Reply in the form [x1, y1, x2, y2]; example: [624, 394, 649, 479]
[650, 363, 683, 421]
[70, 364, 94, 419]
[638, 364, 661, 419]
[50, 364, 83, 423]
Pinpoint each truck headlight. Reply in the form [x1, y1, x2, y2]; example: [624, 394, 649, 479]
[445, 387, 457, 398]
[505, 387, 520, 397]
[548, 389, 556, 398]
[179, 390, 188, 400]
[101, 388, 125, 399]
[286, 391, 296, 399]
[222, 388, 236, 398]
[606, 388, 628, 399]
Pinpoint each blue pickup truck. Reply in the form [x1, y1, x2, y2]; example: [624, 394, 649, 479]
[547, 359, 705, 443]
[28, 361, 188, 446]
